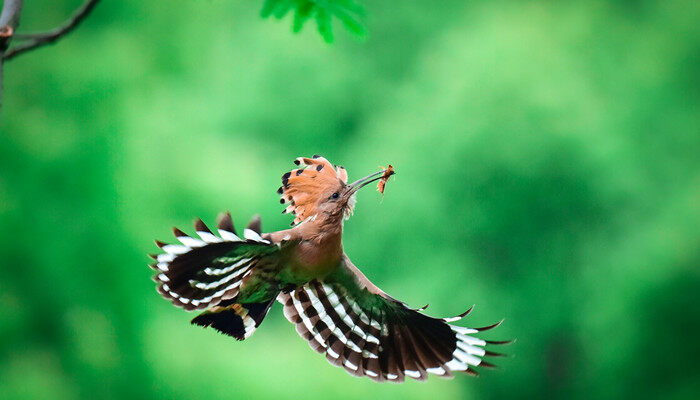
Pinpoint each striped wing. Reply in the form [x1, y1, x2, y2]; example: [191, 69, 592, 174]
[278, 269, 508, 382]
[149, 213, 280, 311]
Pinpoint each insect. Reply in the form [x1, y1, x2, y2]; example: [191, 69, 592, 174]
[149, 155, 508, 382]
[377, 164, 394, 194]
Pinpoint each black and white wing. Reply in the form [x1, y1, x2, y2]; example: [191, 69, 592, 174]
[149, 213, 279, 311]
[277, 259, 510, 382]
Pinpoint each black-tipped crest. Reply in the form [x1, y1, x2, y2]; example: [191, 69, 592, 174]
[278, 155, 347, 225]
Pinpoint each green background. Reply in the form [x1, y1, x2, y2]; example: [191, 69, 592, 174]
[1, 1, 699, 399]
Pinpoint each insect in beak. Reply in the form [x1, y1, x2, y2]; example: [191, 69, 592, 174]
[347, 170, 389, 193]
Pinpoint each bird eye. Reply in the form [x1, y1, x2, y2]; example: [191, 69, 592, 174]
[331, 192, 340, 199]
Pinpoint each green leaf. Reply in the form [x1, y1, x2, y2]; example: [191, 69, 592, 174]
[260, 0, 279, 18]
[330, 0, 364, 16]
[329, 6, 366, 38]
[315, 7, 334, 43]
[292, 1, 314, 33]
[272, 0, 294, 19]
[259, 0, 367, 42]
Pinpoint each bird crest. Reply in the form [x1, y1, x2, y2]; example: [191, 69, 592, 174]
[278, 155, 351, 225]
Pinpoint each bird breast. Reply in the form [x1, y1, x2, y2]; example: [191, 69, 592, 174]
[280, 228, 342, 280]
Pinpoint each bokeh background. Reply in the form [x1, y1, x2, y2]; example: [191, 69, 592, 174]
[1, 0, 699, 399]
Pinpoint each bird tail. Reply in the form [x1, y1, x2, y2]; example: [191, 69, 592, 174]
[191, 298, 276, 340]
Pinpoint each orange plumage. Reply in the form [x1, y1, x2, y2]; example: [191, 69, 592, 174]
[279, 155, 349, 225]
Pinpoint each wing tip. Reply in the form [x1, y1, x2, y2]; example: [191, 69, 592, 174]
[485, 338, 515, 345]
[475, 318, 505, 332]
[194, 218, 211, 233]
[217, 211, 236, 234]
[172, 227, 187, 238]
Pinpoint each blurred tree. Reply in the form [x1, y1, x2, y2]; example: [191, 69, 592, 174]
[1, 1, 697, 399]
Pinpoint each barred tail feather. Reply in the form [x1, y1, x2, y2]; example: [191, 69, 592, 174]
[149, 213, 276, 311]
[191, 298, 275, 340]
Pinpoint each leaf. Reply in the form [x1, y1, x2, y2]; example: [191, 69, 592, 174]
[272, 0, 294, 19]
[259, 0, 367, 42]
[314, 7, 334, 43]
[293, 1, 314, 33]
[260, 0, 279, 18]
[329, 6, 366, 38]
[331, 0, 365, 16]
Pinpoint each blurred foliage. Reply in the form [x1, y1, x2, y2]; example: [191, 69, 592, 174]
[0, 0, 699, 399]
[260, 0, 366, 42]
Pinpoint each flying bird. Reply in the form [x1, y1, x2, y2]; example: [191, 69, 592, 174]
[149, 155, 508, 382]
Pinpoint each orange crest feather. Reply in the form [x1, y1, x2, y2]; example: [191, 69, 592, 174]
[278, 155, 347, 225]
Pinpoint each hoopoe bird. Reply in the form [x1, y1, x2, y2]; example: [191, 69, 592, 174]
[149, 155, 508, 382]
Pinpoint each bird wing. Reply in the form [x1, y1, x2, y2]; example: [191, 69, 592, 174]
[277, 256, 508, 382]
[149, 212, 282, 311]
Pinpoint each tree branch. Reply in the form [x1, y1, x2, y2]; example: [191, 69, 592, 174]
[0, 0, 24, 110]
[3, 0, 100, 61]
[0, 0, 23, 30]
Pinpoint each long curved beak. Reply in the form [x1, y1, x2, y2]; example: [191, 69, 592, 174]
[347, 170, 391, 193]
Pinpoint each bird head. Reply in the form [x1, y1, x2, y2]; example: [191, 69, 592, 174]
[278, 155, 393, 226]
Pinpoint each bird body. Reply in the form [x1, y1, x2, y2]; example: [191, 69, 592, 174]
[149, 155, 508, 382]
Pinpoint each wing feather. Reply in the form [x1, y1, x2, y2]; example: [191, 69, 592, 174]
[150, 216, 279, 311]
[277, 259, 509, 382]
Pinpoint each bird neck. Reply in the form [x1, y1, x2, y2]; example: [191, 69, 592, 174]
[308, 211, 344, 243]
[282, 213, 344, 273]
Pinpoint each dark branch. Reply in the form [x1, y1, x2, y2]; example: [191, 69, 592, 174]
[3, 0, 100, 61]
[0, 0, 24, 53]
[0, 0, 24, 110]
[0, 0, 23, 32]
